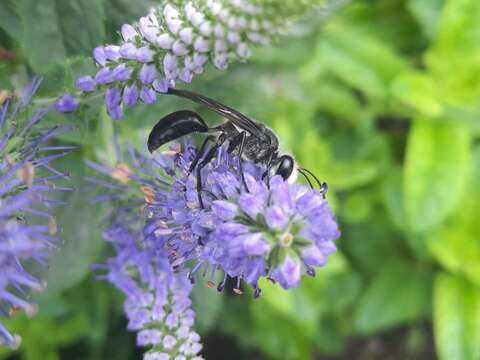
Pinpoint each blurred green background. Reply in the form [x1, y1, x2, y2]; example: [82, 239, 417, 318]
[1, 0, 480, 359]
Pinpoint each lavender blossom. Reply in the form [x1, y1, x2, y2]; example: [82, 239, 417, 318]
[89, 139, 339, 299]
[0, 79, 73, 348]
[87, 157, 203, 359]
[54, 93, 79, 113]
[99, 208, 203, 360]
[147, 143, 339, 293]
[64, 0, 328, 119]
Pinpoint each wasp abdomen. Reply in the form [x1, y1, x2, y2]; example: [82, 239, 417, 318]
[148, 110, 209, 153]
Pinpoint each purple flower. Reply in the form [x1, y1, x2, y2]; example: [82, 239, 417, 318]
[121, 24, 138, 41]
[152, 144, 339, 292]
[152, 79, 169, 93]
[93, 46, 107, 66]
[123, 85, 139, 108]
[95, 68, 114, 84]
[75, 76, 96, 92]
[112, 64, 133, 82]
[119, 43, 137, 59]
[212, 200, 237, 221]
[103, 45, 121, 61]
[139, 64, 158, 85]
[107, 105, 124, 120]
[105, 87, 122, 119]
[89, 139, 340, 299]
[1, 78, 72, 348]
[105, 87, 121, 106]
[271, 254, 301, 289]
[140, 87, 157, 104]
[96, 208, 203, 359]
[73, 1, 286, 119]
[54, 93, 79, 113]
[136, 46, 154, 63]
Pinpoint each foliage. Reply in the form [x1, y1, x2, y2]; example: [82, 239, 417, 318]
[1, 0, 480, 359]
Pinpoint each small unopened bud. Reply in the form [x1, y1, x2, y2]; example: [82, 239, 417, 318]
[142, 186, 155, 204]
[161, 143, 181, 156]
[48, 216, 58, 235]
[9, 305, 22, 316]
[5, 155, 15, 166]
[18, 162, 35, 187]
[25, 303, 38, 318]
[111, 163, 132, 184]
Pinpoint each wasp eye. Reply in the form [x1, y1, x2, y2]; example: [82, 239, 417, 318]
[275, 155, 294, 180]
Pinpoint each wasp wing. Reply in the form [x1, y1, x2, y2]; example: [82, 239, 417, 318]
[166, 88, 262, 138]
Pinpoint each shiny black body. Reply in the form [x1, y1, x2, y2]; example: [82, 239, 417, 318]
[148, 110, 209, 153]
[148, 88, 326, 207]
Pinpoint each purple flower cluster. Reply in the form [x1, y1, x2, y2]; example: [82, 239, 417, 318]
[90, 139, 339, 295]
[101, 210, 203, 360]
[88, 137, 339, 357]
[143, 143, 340, 293]
[65, 0, 282, 119]
[0, 79, 73, 348]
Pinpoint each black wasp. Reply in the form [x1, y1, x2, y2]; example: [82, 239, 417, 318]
[147, 88, 327, 208]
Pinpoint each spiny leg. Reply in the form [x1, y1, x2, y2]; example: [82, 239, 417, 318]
[263, 152, 275, 189]
[188, 135, 216, 174]
[196, 138, 225, 209]
[227, 131, 249, 193]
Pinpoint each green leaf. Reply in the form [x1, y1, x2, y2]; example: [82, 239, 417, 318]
[257, 278, 297, 318]
[45, 154, 107, 294]
[56, 0, 105, 56]
[407, 0, 443, 40]
[251, 292, 316, 360]
[20, 0, 105, 73]
[20, 0, 67, 73]
[433, 273, 480, 360]
[429, 0, 480, 63]
[341, 220, 404, 276]
[425, 0, 480, 107]
[429, 227, 480, 287]
[317, 39, 388, 101]
[298, 132, 385, 192]
[392, 72, 444, 118]
[353, 260, 432, 335]
[0, 0, 22, 41]
[382, 167, 407, 230]
[323, 20, 409, 83]
[404, 119, 470, 233]
[313, 18, 409, 107]
[341, 190, 373, 224]
[191, 282, 224, 334]
[103, 0, 150, 40]
[427, 145, 480, 286]
[2, 311, 90, 360]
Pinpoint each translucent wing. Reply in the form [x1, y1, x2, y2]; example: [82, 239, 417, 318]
[166, 88, 262, 138]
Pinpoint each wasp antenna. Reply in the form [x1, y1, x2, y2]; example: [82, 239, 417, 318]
[299, 167, 323, 189]
[298, 168, 314, 189]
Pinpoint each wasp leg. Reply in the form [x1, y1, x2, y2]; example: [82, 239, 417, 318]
[188, 135, 216, 174]
[262, 152, 275, 189]
[196, 137, 226, 209]
[227, 131, 249, 193]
